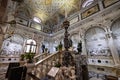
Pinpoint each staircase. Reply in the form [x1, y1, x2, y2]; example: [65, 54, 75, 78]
[0, 51, 77, 80]
[34, 53, 50, 63]
[0, 53, 51, 80]
[26, 51, 78, 80]
[26, 51, 63, 80]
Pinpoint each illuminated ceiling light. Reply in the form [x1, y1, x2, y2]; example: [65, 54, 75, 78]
[62, 0, 75, 18]
[33, 17, 41, 23]
[63, 0, 74, 8]
[82, 0, 94, 8]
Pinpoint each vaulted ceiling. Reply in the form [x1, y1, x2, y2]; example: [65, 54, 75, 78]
[13, 0, 94, 33]
[15, 0, 81, 29]
[24, 0, 80, 23]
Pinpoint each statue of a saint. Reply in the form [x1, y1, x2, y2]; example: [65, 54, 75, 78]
[41, 43, 45, 53]
[77, 41, 82, 53]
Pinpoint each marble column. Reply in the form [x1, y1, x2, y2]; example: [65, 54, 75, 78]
[0, 34, 4, 49]
[80, 29, 87, 55]
[21, 39, 26, 54]
[36, 42, 41, 55]
[106, 27, 120, 65]
[98, 0, 104, 11]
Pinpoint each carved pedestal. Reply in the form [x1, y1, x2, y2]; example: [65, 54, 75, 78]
[75, 54, 88, 80]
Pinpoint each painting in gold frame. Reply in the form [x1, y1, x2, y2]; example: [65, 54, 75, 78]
[81, 4, 99, 19]
[102, 0, 119, 8]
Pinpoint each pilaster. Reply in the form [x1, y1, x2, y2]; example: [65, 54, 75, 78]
[80, 28, 87, 55]
[106, 27, 120, 65]
[36, 42, 41, 55]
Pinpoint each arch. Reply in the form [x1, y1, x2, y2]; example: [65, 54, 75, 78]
[83, 25, 106, 39]
[82, 0, 94, 8]
[69, 32, 78, 38]
[85, 26, 105, 36]
[26, 39, 36, 45]
[110, 17, 120, 30]
[84, 27, 111, 56]
[25, 39, 37, 53]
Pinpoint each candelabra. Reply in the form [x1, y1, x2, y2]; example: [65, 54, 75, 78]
[62, 20, 74, 67]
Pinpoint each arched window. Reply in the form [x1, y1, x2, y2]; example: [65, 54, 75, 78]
[33, 17, 41, 23]
[82, 0, 94, 8]
[25, 39, 36, 53]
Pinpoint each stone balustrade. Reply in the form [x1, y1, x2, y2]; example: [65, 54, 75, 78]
[34, 53, 50, 63]
[26, 51, 62, 80]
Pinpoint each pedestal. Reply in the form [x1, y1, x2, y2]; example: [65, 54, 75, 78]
[75, 54, 88, 80]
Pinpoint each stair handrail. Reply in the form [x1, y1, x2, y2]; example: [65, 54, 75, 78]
[35, 51, 60, 66]
[34, 53, 50, 63]
[34, 53, 46, 59]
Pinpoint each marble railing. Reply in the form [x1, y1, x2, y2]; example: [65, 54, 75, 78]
[34, 53, 50, 63]
[26, 51, 63, 80]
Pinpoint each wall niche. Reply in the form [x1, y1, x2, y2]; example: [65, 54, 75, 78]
[0, 34, 24, 56]
[85, 27, 111, 56]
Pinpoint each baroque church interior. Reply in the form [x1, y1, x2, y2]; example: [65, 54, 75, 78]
[0, 0, 120, 80]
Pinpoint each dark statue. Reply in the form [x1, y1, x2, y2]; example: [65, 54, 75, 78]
[62, 20, 74, 67]
[68, 38, 73, 48]
[41, 43, 45, 53]
[62, 20, 88, 80]
[77, 41, 82, 53]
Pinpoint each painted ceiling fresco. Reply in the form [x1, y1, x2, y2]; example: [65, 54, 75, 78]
[14, 0, 96, 33]
[24, 0, 80, 23]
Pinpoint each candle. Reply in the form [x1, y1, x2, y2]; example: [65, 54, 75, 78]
[65, 6, 68, 18]
[65, 9, 68, 18]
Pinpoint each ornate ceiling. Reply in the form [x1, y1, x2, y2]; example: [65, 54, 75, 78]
[24, 0, 80, 23]
[14, 0, 87, 33]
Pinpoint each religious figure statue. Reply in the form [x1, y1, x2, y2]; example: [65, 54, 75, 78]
[41, 43, 45, 53]
[77, 41, 82, 53]
[68, 38, 73, 48]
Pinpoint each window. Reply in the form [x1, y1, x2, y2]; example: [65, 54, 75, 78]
[82, 0, 94, 8]
[33, 17, 41, 23]
[25, 39, 36, 53]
